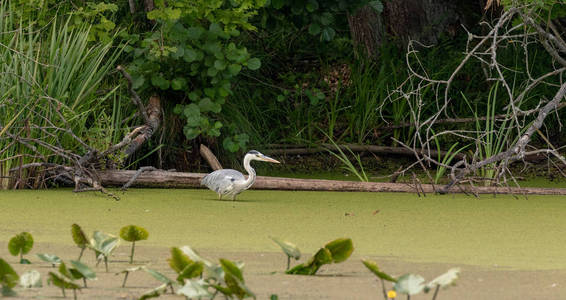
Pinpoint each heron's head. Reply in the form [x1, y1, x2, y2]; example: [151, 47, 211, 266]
[247, 150, 280, 164]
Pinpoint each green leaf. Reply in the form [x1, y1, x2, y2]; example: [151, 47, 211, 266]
[306, 0, 319, 12]
[187, 26, 205, 40]
[227, 64, 242, 76]
[58, 262, 74, 280]
[140, 283, 169, 300]
[71, 224, 89, 249]
[321, 27, 336, 41]
[426, 268, 460, 290]
[214, 59, 227, 70]
[177, 262, 204, 283]
[184, 48, 198, 62]
[207, 67, 219, 77]
[219, 259, 243, 282]
[176, 279, 212, 298]
[151, 75, 170, 90]
[90, 231, 120, 257]
[270, 237, 301, 260]
[223, 137, 239, 152]
[119, 225, 149, 242]
[361, 260, 397, 282]
[70, 261, 97, 280]
[144, 268, 175, 285]
[324, 238, 354, 263]
[47, 272, 80, 290]
[19, 270, 42, 288]
[368, 1, 384, 13]
[37, 254, 62, 266]
[169, 247, 194, 273]
[394, 274, 425, 295]
[171, 77, 187, 90]
[0, 258, 19, 289]
[220, 259, 255, 299]
[199, 98, 221, 113]
[247, 58, 261, 70]
[8, 232, 34, 257]
[308, 23, 321, 35]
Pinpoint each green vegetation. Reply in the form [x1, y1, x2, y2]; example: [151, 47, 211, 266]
[119, 225, 149, 263]
[8, 232, 34, 264]
[0, 258, 19, 296]
[287, 238, 353, 275]
[71, 224, 89, 261]
[270, 237, 301, 270]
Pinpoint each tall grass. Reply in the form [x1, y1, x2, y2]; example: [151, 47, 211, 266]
[0, 2, 127, 188]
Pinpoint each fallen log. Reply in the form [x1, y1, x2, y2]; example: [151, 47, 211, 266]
[199, 144, 222, 170]
[98, 170, 566, 195]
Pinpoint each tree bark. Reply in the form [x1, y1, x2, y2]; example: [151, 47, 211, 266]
[347, 5, 384, 59]
[98, 170, 566, 195]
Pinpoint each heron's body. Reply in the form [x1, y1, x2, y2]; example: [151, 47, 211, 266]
[201, 150, 279, 200]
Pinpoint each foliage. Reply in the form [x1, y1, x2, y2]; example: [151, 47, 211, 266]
[119, 225, 149, 263]
[37, 253, 62, 267]
[287, 238, 353, 275]
[0, 258, 19, 296]
[125, 0, 265, 152]
[8, 232, 34, 264]
[89, 231, 120, 272]
[214, 258, 256, 299]
[261, 0, 382, 42]
[47, 271, 81, 299]
[270, 237, 301, 270]
[71, 224, 89, 261]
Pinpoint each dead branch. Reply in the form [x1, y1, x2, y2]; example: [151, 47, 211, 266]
[199, 144, 222, 170]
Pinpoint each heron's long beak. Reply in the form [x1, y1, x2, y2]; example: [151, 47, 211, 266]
[260, 155, 280, 164]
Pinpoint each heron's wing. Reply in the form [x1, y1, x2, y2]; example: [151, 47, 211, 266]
[201, 169, 245, 194]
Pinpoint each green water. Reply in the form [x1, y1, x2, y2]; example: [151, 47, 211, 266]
[1, 189, 565, 270]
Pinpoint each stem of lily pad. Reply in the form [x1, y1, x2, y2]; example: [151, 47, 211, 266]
[287, 256, 290, 270]
[61, 287, 66, 298]
[130, 241, 136, 264]
[104, 256, 109, 272]
[380, 279, 387, 299]
[122, 272, 129, 288]
[432, 285, 440, 300]
[78, 248, 85, 261]
[73, 288, 77, 300]
[83, 277, 87, 288]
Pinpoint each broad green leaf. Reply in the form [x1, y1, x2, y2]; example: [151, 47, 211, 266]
[394, 274, 425, 295]
[179, 246, 223, 281]
[321, 27, 336, 41]
[0, 258, 19, 289]
[227, 64, 242, 76]
[187, 26, 205, 40]
[119, 225, 149, 242]
[151, 75, 170, 90]
[311, 247, 333, 265]
[199, 98, 221, 113]
[426, 268, 460, 289]
[214, 59, 227, 70]
[320, 12, 334, 26]
[308, 23, 321, 35]
[361, 260, 397, 282]
[144, 268, 174, 285]
[58, 262, 74, 280]
[177, 261, 204, 283]
[169, 247, 194, 273]
[139, 283, 168, 300]
[306, 0, 319, 12]
[8, 232, 34, 257]
[90, 231, 120, 257]
[368, 0, 384, 12]
[184, 48, 198, 62]
[177, 279, 212, 298]
[70, 260, 97, 280]
[47, 272, 81, 290]
[247, 58, 261, 70]
[171, 78, 187, 90]
[37, 254, 62, 266]
[270, 237, 301, 260]
[19, 270, 42, 288]
[219, 259, 243, 282]
[71, 224, 89, 248]
[272, 0, 285, 9]
[324, 238, 354, 263]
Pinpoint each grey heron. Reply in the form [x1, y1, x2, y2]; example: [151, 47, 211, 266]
[201, 150, 280, 200]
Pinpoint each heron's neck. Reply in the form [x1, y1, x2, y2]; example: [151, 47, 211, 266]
[243, 155, 256, 188]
